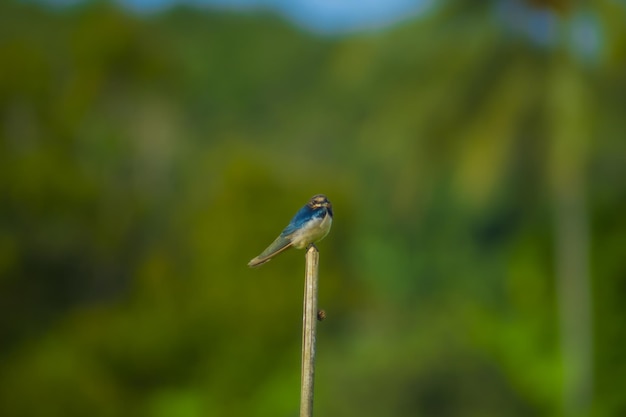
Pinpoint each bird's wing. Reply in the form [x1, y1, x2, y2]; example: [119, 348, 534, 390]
[281, 205, 324, 236]
[247, 234, 293, 267]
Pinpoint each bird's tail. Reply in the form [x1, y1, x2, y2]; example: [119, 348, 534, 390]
[248, 235, 293, 267]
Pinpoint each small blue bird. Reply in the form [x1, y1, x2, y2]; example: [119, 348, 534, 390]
[248, 194, 333, 267]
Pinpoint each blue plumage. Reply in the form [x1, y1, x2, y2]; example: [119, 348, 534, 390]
[282, 204, 327, 236]
[248, 194, 333, 267]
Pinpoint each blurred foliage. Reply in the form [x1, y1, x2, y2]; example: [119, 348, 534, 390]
[1, 0, 625, 416]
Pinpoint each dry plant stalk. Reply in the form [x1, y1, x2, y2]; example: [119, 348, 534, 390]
[300, 245, 319, 417]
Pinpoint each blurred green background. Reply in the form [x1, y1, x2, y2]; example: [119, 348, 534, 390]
[1, 0, 625, 416]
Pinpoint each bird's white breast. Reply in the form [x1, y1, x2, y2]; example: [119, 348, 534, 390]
[290, 212, 332, 249]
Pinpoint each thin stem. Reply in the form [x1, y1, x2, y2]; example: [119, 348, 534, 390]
[300, 245, 319, 417]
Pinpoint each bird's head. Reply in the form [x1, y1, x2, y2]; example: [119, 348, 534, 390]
[308, 194, 333, 217]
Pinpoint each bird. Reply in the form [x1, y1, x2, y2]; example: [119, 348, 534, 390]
[248, 194, 333, 267]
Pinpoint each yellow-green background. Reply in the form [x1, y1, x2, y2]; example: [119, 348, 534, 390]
[1, 1, 625, 416]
